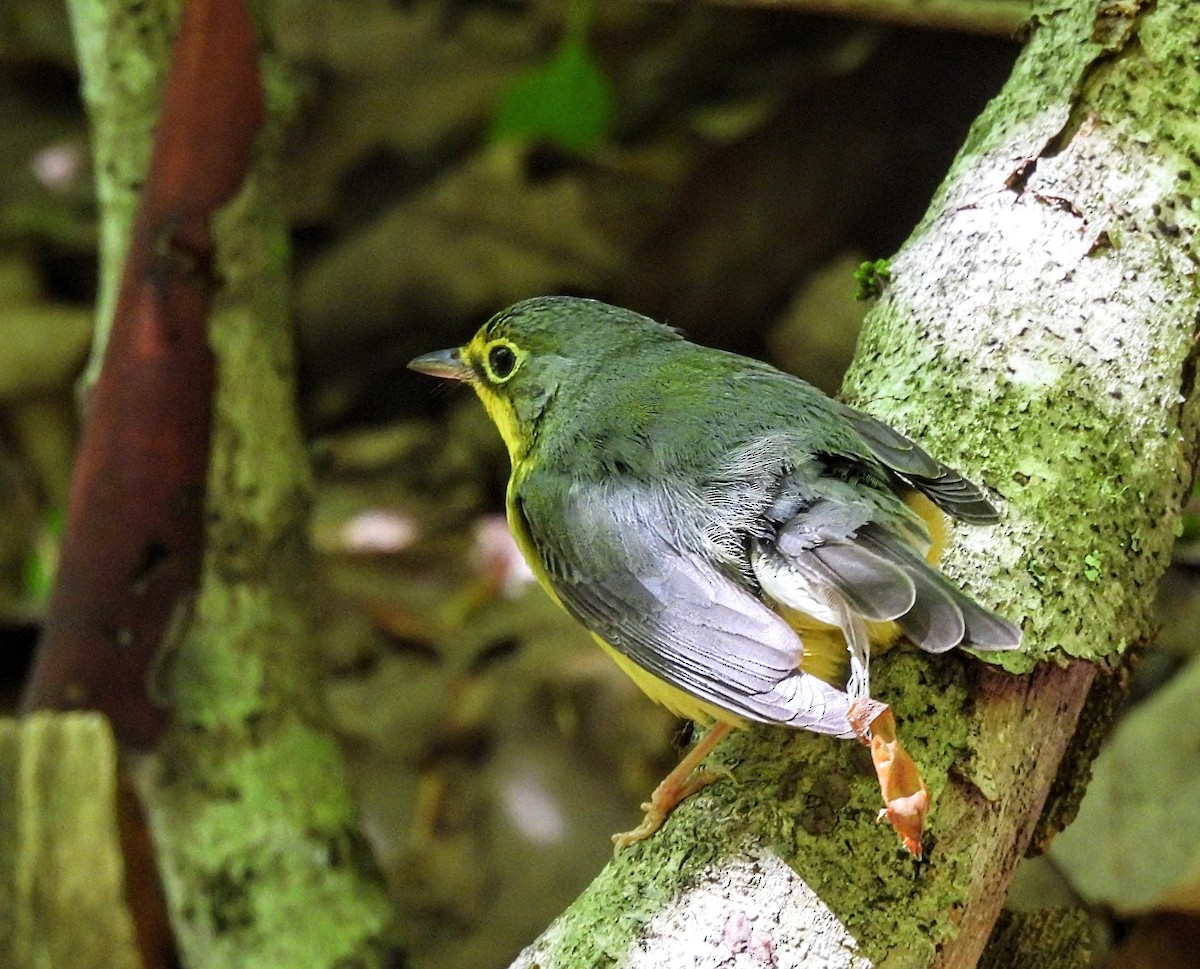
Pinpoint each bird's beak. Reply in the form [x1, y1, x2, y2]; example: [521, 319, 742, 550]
[408, 347, 473, 381]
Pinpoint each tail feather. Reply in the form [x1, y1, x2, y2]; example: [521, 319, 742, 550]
[806, 543, 916, 621]
[887, 555, 965, 653]
[844, 408, 1000, 524]
[858, 525, 1020, 652]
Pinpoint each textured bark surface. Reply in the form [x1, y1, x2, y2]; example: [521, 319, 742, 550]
[0, 713, 141, 969]
[976, 908, 1092, 969]
[509, 1, 1200, 967]
[64, 0, 393, 965]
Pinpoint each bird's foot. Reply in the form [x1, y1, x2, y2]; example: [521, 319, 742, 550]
[611, 722, 733, 854]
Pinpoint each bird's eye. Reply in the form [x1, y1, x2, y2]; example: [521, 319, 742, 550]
[486, 342, 518, 382]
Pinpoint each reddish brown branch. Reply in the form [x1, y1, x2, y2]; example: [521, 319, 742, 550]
[21, 0, 264, 748]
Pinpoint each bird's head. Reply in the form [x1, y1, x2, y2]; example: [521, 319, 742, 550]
[409, 296, 680, 464]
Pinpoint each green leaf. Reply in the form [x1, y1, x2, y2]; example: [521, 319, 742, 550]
[491, 34, 613, 153]
[23, 507, 63, 601]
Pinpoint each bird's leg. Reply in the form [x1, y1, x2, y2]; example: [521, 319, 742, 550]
[612, 720, 734, 854]
[848, 699, 930, 857]
[836, 604, 872, 703]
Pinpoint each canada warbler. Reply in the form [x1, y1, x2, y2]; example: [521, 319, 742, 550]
[410, 296, 1020, 855]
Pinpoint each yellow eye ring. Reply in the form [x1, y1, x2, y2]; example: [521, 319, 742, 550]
[483, 340, 521, 383]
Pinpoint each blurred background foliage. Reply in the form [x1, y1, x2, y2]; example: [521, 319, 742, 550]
[0, 1, 1197, 967]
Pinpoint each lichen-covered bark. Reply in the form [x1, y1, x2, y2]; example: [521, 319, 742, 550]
[848, 0, 1200, 676]
[69, 0, 178, 382]
[130, 153, 393, 969]
[0, 713, 141, 969]
[510, 1, 1200, 967]
[68, 0, 392, 965]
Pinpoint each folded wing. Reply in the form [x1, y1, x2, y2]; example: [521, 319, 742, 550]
[838, 405, 1002, 525]
[515, 473, 856, 737]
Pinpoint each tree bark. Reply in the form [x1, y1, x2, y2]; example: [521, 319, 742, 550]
[63, 0, 392, 965]
[23, 0, 261, 747]
[510, 0, 1200, 966]
[0, 714, 142, 969]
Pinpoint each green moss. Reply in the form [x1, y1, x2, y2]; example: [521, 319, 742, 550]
[843, 325, 1183, 672]
[854, 258, 893, 301]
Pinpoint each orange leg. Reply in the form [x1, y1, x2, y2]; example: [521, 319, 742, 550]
[612, 721, 734, 854]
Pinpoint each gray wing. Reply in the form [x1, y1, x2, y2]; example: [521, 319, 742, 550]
[515, 472, 855, 737]
[734, 363, 1001, 524]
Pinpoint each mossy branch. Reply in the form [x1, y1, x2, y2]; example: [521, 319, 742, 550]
[54, 0, 392, 965]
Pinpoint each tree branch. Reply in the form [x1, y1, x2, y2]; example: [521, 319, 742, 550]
[511, 0, 1200, 965]
[29, 0, 394, 964]
[648, 0, 1031, 37]
[21, 0, 263, 747]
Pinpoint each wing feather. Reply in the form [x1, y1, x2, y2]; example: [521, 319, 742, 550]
[515, 474, 855, 737]
[838, 406, 1001, 525]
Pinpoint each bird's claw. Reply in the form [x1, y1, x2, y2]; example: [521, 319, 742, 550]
[612, 766, 726, 855]
[611, 722, 734, 855]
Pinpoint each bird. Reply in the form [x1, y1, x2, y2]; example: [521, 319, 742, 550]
[409, 296, 1021, 856]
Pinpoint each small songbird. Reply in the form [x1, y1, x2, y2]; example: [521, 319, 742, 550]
[410, 296, 1020, 855]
